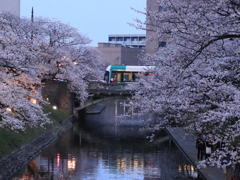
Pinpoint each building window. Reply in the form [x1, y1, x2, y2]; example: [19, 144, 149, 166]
[109, 37, 116, 41]
[131, 37, 138, 41]
[159, 41, 166, 47]
[139, 37, 146, 41]
[159, 6, 167, 12]
[116, 37, 123, 41]
[124, 37, 131, 42]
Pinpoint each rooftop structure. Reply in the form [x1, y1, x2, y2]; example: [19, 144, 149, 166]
[108, 34, 146, 49]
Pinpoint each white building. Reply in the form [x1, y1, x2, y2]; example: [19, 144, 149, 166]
[0, 0, 20, 16]
[108, 34, 146, 49]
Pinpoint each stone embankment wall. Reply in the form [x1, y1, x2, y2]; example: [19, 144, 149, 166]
[41, 80, 75, 113]
[0, 116, 74, 180]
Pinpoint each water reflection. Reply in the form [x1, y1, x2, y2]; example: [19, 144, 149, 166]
[81, 99, 153, 140]
[11, 99, 199, 180]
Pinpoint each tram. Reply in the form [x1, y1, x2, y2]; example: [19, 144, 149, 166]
[103, 65, 155, 83]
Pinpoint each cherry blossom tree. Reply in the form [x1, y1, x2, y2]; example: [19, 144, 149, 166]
[129, 0, 240, 168]
[0, 13, 104, 130]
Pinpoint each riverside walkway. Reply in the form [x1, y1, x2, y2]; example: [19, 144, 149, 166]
[165, 127, 225, 180]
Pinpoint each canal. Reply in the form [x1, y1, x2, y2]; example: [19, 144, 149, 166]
[11, 99, 199, 180]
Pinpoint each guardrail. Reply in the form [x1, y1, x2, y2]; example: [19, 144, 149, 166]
[87, 81, 134, 95]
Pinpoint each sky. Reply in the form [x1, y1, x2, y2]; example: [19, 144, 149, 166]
[20, 0, 146, 47]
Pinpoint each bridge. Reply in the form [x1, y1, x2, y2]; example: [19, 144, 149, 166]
[41, 80, 134, 113]
[87, 81, 135, 96]
[75, 81, 134, 111]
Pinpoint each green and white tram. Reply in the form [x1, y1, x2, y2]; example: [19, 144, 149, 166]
[104, 65, 155, 83]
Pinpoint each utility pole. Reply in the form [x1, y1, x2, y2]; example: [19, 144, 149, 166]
[31, 7, 34, 40]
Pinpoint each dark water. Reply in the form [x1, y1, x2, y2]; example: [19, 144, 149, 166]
[11, 99, 198, 180]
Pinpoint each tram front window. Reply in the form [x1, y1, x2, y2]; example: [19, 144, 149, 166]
[104, 71, 109, 82]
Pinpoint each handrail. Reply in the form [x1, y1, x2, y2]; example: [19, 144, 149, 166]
[87, 81, 134, 92]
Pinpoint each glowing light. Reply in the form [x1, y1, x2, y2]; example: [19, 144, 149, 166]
[30, 98, 37, 104]
[53, 106, 57, 110]
[61, 56, 70, 61]
[6, 108, 11, 112]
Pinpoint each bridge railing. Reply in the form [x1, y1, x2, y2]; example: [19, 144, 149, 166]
[87, 81, 133, 91]
[75, 81, 133, 112]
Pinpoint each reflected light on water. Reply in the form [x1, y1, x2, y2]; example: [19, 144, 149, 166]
[95, 157, 145, 180]
[178, 164, 195, 172]
[11, 99, 200, 180]
[178, 164, 198, 178]
[68, 156, 76, 171]
[56, 153, 60, 167]
[184, 165, 195, 172]
[178, 164, 182, 172]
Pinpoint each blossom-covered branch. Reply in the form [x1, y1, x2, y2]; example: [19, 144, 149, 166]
[0, 13, 104, 130]
[129, 0, 240, 168]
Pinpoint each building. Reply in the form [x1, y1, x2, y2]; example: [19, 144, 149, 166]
[0, 0, 20, 16]
[146, 0, 166, 54]
[108, 34, 146, 49]
[97, 34, 146, 66]
[98, 43, 145, 66]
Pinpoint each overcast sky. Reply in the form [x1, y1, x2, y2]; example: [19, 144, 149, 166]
[20, 0, 146, 47]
